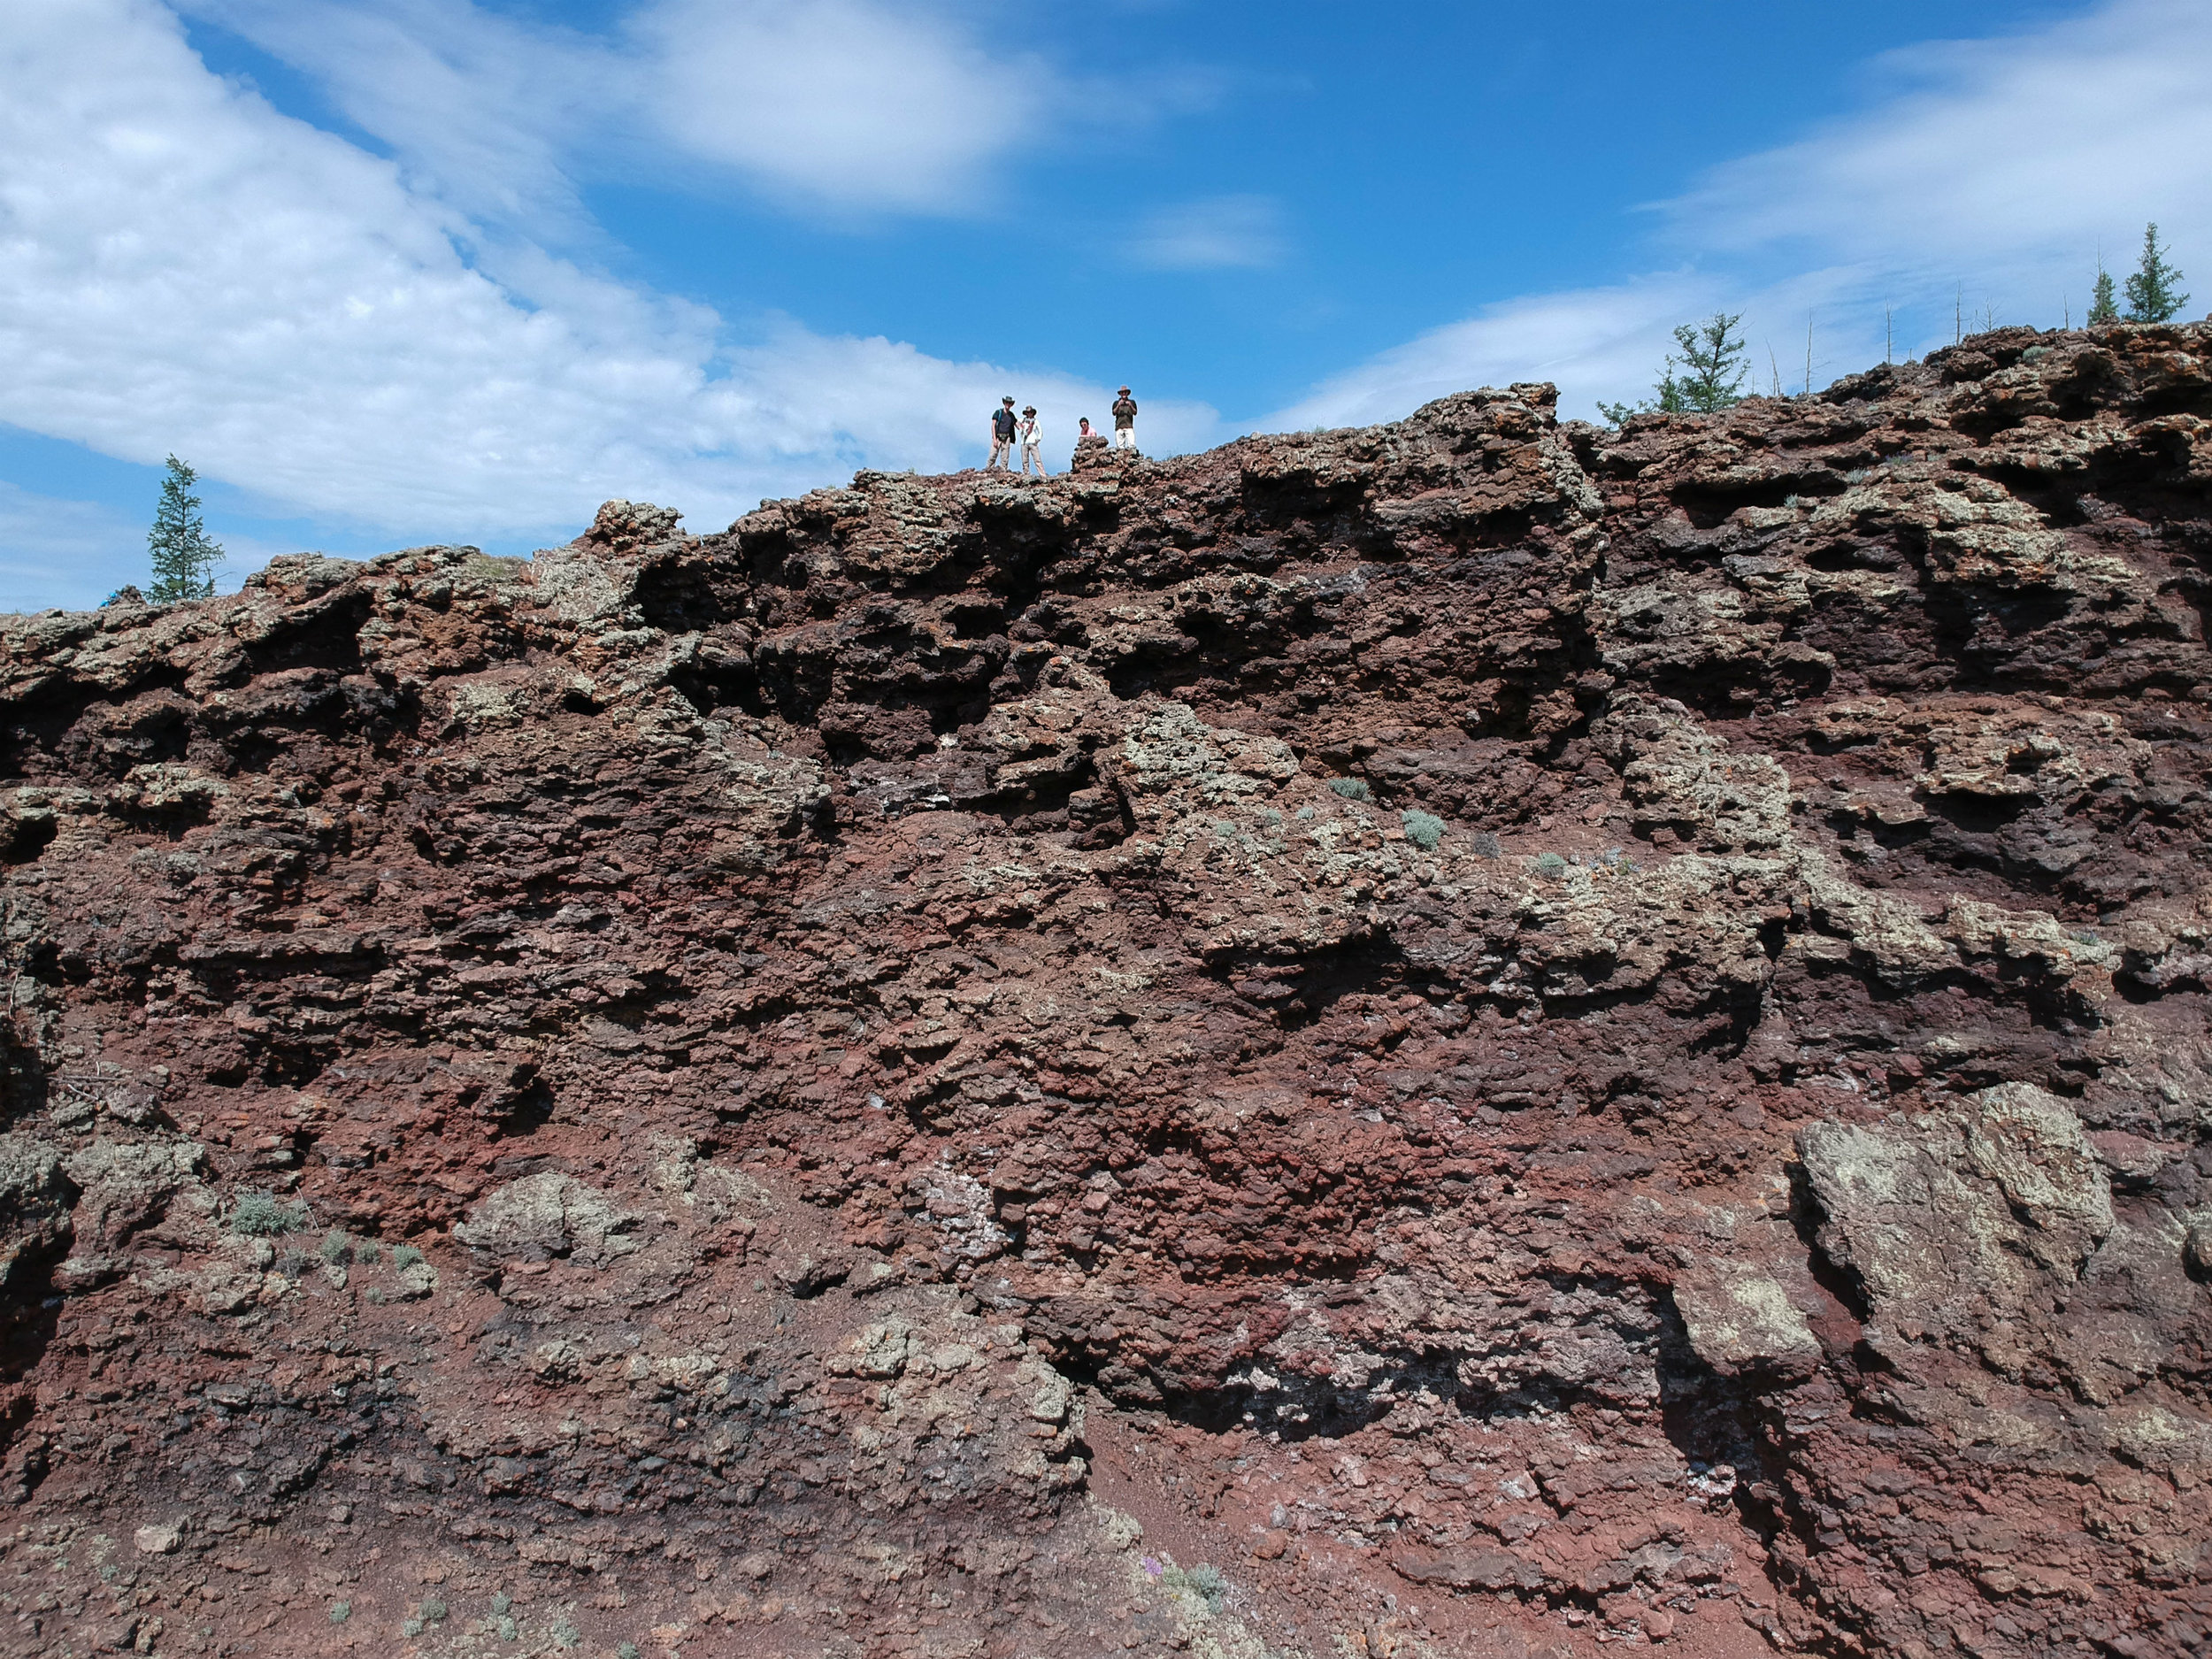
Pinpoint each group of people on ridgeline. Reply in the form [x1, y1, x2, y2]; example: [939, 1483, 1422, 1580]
[985, 386, 1139, 475]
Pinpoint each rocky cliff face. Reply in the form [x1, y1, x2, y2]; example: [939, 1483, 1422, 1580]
[0, 323, 2208, 1659]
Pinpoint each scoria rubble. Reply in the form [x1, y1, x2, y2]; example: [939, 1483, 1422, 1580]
[0, 322, 2210, 1659]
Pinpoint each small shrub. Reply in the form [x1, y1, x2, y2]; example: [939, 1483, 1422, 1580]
[403, 1617, 425, 1637]
[328, 1601, 350, 1624]
[319, 1230, 349, 1264]
[1401, 810, 1445, 850]
[1295, 806, 1315, 821]
[1164, 1562, 1228, 1612]
[618, 1646, 641, 1659]
[391, 1245, 425, 1270]
[490, 1592, 512, 1616]
[1534, 851, 1569, 877]
[231, 1191, 310, 1236]
[1327, 777, 1371, 802]
[1470, 831, 1502, 859]
[277, 1248, 312, 1278]
[551, 1618, 580, 1649]
[351, 1240, 380, 1265]
[421, 1595, 447, 1624]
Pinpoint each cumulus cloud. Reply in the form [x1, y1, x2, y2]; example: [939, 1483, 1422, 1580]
[635, 0, 1061, 217]
[1267, 0, 2212, 429]
[1129, 196, 1289, 272]
[0, 0, 1216, 572]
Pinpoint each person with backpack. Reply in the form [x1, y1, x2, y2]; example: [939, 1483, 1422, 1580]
[1111, 386, 1138, 452]
[988, 396, 1018, 470]
[1018, 406, 1045, 475]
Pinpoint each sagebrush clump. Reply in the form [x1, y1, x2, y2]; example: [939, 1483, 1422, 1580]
[1401, 809, 1445, 849]
[231, 1191, 310, 1236]
[1164, 1562, 1228, 1612]
[1327, 777, 1371, 802]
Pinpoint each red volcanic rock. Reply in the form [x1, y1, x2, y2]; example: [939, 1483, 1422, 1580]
[0, 325, 2209, 1657]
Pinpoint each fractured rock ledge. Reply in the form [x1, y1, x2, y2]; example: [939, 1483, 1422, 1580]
[0, 325, 2209, 1656]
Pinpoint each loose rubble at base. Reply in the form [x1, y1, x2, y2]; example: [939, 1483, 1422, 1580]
[0, 322, 2209, 1659]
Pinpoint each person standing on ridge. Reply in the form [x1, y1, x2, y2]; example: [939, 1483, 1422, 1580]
[1111, 386, 1138, 452]
[988, 396, 1018, 470]
[1018, 405, 1045, 476]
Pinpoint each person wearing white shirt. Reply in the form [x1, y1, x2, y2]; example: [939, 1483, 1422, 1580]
[1018, 407, 1045, 476]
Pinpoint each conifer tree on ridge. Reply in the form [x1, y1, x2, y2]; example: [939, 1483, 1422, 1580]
[1599, 312, 1748, 425]
[2087, 265, 2119, 326]
[2123, 223, 2188, 324]
[147, 455, 224, 604]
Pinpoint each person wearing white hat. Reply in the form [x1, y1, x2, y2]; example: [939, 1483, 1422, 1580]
[1110, 386, 1138, 452]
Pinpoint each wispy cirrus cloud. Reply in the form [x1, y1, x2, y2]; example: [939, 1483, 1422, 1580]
[1129, 195, 1289, 272]
[1663, 0, 2212, 270]
[183, 0, 1103, 224]
[1270, 0, 2212, 430]
[0, 482, 149, 614]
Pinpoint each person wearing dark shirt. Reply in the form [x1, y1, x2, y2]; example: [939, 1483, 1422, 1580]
[1111, 387, 1138, 453]
[988, 396, 1018, 470]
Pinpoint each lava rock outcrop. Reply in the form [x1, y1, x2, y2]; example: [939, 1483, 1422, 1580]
[0, 323, 2209, 1658]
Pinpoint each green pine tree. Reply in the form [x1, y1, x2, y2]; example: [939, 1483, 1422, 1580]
[147, 455, 223, 603]
[2086, 268, 2119, 326]
[2123, 222, 2189, 323]
[1599, 312, 1748, 425]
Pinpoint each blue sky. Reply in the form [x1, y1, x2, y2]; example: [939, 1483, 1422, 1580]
[2, 0, 2208, 610]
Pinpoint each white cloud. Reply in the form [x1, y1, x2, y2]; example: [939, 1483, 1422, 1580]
[1266, 0, 2212, 430]
[634, 0, 1060, 218]
[0, 484, 150, 613]
[180, 0, 606, 233]
[1666, 0, 2212, 272]
[0, 0, 1217, 583]
[1269, 275, 1712, 433]
[186, 0, 1071, 223]
[1130, 196, 1288, 272]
